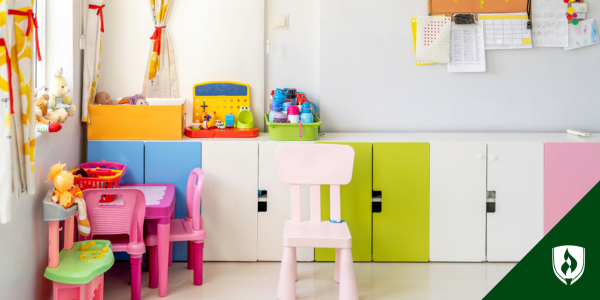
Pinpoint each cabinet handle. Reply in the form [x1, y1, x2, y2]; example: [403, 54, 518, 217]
[487, 191, 496, 213]
[489, 154, 498, 161]
[372, 191, 382, 213]
[258, 190, 267, 212]
[476, 153, 485, 161]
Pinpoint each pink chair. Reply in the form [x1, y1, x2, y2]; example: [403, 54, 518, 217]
[146, 168, 207, 287]
[275, 144, 358, 300]
[82, 188, 147, 300]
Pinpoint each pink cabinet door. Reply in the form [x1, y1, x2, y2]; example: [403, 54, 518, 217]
[544, 143, 600, 234]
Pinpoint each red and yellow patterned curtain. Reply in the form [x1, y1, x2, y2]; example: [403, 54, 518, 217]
[143, 0, 178, 98]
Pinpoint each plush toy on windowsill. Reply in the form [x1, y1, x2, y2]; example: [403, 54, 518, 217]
[117, 93, 149, 105]
[34, 98, 62, 133]
[46, 163, 90, 236]
[48, 68, 77, 117]
[37, 94, 68, 124]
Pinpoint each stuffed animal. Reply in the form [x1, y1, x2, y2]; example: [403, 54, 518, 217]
[94, 91, 114, 105]
[48, 68, 76, 117]
[37, 94, 68, 123]
[35, 123, 62, 133]
[202, 111, 217, 129]
[35, 99, 50, 124]
[46, 163, 90, 236]
[117, 93, 149, 105]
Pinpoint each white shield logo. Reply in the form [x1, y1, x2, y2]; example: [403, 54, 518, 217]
[552, 245, 585, 285]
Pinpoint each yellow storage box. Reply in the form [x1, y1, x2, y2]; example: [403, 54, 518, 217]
[88, 98, 185, 141]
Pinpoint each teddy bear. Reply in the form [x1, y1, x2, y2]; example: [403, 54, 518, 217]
[37, 94, 68, 123]
[34, 98, 62, 133]
[48, 67, 76, 117]
[94, 91, 114, 105]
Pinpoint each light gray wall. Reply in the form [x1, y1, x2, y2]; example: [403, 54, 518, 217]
[0, 1, 84, 300]
[320, 0, 600, 133]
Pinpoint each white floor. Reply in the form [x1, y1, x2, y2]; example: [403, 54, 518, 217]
[103, 261, 515, 300]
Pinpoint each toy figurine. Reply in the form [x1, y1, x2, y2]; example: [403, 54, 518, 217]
[202, 111, 217, 129]
[215, 120, 225, 129]
[46, 163, 90, 236]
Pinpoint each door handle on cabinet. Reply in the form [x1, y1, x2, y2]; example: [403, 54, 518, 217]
[487, 191, 496, 213]
[372, 191, 382, 213]
[476, 153, 485, 161]
[258, 190, 267, 212]
[489, 154, 498, 161]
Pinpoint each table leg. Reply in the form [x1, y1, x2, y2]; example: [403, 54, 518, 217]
[157, 219, 170, 297]
[169, 209, 175, 266]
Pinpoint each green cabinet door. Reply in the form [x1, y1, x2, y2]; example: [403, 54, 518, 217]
[316, 142, 372, 262]
[373, 143, 429, 261]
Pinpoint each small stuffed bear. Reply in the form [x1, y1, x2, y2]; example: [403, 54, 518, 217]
[95, 91, 114, 105]
[34, 99, 50, 124]
[37, 94, 68, 123]
[48, 68, 76, 117]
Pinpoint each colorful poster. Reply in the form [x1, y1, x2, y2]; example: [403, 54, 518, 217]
[431, 0, 529, 14]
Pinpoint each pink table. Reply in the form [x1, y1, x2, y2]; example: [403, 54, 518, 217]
[120, 184, 175, 297]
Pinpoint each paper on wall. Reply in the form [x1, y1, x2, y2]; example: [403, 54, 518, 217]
[448, 22, 486, 73]
[411, 18, 437, 65]
[416, 16, 452, 64]
[480, 13, 533, 50]
[531, 0, 569, 47]
[565, 19, 599, 51]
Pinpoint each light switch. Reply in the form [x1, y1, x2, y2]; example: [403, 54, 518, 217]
[274, 14, 288, 29]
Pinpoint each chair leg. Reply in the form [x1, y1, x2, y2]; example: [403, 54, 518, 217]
[334, 248, 341, 283]
[131, 256, 143, 300]
[188, 241, 194, 270]
[148, 246, 158, 289]
[193, 242, 204, 286]
[338, 248, 358, 300]
[169, 241, 174, 266]
[95, 276, 104, 300]
[291, 247, 297, 281]
[277, 246, 297, 300]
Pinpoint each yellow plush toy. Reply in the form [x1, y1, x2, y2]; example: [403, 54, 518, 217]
[48, 68, 76, 117]
[46, 163, 90, 236]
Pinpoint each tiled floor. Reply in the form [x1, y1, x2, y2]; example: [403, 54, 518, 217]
[103, 261, 515, 300]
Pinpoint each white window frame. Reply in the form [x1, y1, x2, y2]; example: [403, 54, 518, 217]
[34, 0, 46, 92]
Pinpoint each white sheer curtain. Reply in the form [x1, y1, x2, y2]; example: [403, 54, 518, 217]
[142, 0, 178, 98]
[82, 0, 104, 123]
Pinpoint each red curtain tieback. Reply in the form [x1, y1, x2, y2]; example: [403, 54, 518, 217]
[89, 4, 105, 33]
[7, 9, 41, 61]
[150, 26, 166, 56]
[0, 39, 14, 114]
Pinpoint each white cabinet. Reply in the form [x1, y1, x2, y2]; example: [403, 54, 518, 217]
[257, 141, 314, 261]
[202, 141, 259, 261]
[430, 142, 487, 262]
[486, 142, 544, 262]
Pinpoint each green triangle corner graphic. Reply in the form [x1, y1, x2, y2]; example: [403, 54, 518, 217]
[484, 181, 600, 299]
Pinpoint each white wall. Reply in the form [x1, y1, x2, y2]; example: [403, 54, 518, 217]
[100, 0, 266, 129]
[266, 0, 320, 116]
[320, 0, 600, 132]
[0, 1, 84, 300]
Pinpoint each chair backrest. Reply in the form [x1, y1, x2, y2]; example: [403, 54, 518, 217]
[83, 188, 146, 244]
[276, 144, 355, 223]
[186, 168, 205, 231]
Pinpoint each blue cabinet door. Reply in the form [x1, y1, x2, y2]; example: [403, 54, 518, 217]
[145, 141, 202, 261]
[88, 141, 145, 260]
[87, 141, 145, 184]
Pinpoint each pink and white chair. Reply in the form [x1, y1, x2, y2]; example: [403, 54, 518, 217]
[82, 188, 147, 300]
[275, 144, 359, 300]
[146, 168, 207, 287]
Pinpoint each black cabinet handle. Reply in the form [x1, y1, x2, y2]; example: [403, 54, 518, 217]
[258, 190, 268, 212]
[372, 191, 382, 213]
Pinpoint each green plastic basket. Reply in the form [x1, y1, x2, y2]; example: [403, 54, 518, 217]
[265, 114, 322, 141]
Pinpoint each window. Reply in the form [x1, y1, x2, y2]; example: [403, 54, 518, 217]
[34, 0, 45, 92]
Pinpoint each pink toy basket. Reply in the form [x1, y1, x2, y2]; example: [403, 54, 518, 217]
[72, 161, 127, 202]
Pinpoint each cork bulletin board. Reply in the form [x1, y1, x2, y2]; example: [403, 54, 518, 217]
[429, 0, 530, 15]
